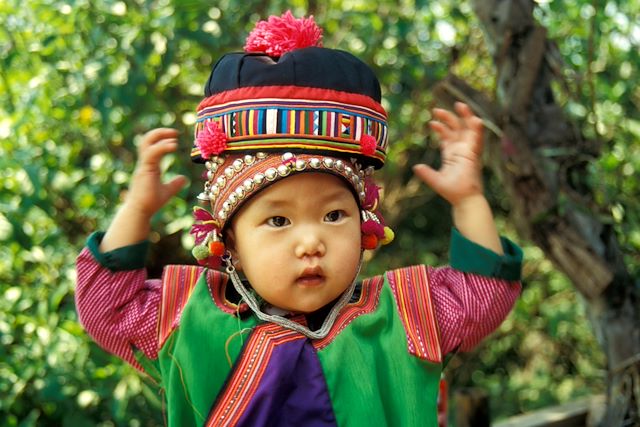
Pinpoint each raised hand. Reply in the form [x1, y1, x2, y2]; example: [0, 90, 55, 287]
[413, 102, 484, 207]
[99, 128, 188, 252]
[413, 102, 503, 254]
[125, 128, 189, 218]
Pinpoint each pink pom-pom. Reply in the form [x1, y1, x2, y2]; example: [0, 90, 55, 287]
[361, 219, 385, 238]
[196, 120, 227, 158]
[244, 11, 323, 58]
[360, 134, 377, 156]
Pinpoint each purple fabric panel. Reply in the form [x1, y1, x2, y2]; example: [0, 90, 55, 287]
[235, 338, 337, 427]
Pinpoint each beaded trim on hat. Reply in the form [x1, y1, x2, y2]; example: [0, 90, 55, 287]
[199, 151, 368, 225]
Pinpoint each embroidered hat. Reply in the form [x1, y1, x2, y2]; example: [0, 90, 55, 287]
[190, 12, 393, 268]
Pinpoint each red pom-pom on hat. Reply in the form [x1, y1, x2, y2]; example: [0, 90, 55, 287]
[244, 11, 323, 58]
[196, 120, 227, 159]
[360, 134, 377, 156]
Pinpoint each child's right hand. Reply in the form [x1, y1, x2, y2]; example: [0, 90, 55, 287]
[124, 128, 188, 219]
[99, 128, 188, 252]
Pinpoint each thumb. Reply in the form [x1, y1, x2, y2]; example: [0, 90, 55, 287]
[412, 164, 441, 191]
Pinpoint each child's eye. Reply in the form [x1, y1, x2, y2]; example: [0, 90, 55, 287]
[324, 210, 345, 222]
[266, 216, 290, 227]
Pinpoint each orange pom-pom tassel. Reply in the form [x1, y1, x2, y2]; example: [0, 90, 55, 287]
[208, 241, 226, 257]
[362, 234, 378, 250]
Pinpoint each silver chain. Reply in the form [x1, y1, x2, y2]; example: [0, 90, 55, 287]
[224, 255, 362, 339]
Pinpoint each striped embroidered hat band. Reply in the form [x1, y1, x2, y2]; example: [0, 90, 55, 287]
[192, 85, 388, 169]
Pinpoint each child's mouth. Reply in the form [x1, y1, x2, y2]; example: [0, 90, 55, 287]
[296, 267, 325, 286]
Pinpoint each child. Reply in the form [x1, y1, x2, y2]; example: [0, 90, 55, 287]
[76, 12, 522, 427]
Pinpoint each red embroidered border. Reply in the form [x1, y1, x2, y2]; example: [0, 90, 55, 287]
[387, 265, 442, 363]
[157, 265, 204, 349]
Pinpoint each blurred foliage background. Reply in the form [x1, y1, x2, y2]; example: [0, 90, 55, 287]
[1, 0, 638, 425]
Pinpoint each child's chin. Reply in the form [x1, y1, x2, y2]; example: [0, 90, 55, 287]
[288, 302, 326, 314]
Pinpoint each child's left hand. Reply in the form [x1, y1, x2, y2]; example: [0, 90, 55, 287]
[413, 102, 485, 207]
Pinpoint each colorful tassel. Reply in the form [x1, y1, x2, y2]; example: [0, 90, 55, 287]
[192, 244, 210, 261]
[208, 240, 226, 257]
[362, 234, 379, 250]
[244, 11, 323, 58]
[191, 207, 219, 245]
[363, 177, 380, 211]
[360, 134, 377, 156]
[196, 120, 227, 159]
[381, 226, 395, 245]
[361, 219, 385, 238]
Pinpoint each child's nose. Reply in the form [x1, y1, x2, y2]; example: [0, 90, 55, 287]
[294, 229, 326, 258]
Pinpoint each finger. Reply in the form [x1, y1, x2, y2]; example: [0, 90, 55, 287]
[162, 175, 189, 199]
[432, 107, 461, 131]
[468, 115, 485, 135]
[429, 120, 454, 141]
[412, 164, 442, 192]
[139, 138, 179, 166]
[139, 128, 180, 151]
[454, 103, 484, 133]
[454, 102, 474, 119]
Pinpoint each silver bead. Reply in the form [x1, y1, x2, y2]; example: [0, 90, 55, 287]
[282, 152, 294, 162]
[216, 176, 226, 187]
[277, 165, 290, 177]
[232, 159, 244, 171]
[265, 168, 277, 181]
[295, 160, 306, 171]
[211, 184, 220, 195]
[197, 192, 210, 202]
[244, 155, 255, 165]
[224, 167, 234, 178]
[323, 158, 334, 168]
[222, 201, 231, 211]
[235, 186, 245, 198]
[254, 173, 265, 184]
[345, 166, 353, 175]
[228, 193, 237, 205]
[218, 210, 227, 220]
[309, 158, 321, 169]
[207, 170, 215, 180]
[335, 160, 345, 171]
[256, 152, 267, 159]
[243, 178, 255, 191]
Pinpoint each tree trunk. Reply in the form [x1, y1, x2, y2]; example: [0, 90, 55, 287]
[433, 1, 640, 425]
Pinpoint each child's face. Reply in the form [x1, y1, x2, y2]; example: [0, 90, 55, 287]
[227, 172, 362, 314]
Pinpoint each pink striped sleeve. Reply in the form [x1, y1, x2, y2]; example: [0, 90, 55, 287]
[75, 247, 161, 371]
[429, 266, 521, 354]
